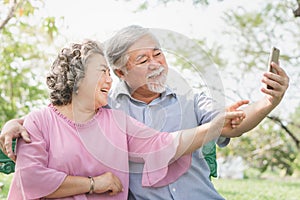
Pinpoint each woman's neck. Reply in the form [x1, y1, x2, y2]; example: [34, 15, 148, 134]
[54, 102, 97, 123]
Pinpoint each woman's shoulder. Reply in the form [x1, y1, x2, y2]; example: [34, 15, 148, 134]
[25, 105, 52, 120]
[24, 105, 58, 131]
[22, 106, 55, 139]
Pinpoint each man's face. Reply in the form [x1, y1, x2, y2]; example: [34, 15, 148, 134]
[122, 35, 168, 94]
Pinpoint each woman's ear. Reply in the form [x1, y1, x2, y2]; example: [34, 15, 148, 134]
[114, 69, 125, 79]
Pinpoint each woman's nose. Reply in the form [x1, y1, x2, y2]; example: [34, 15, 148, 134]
[105, 71, 112, 83]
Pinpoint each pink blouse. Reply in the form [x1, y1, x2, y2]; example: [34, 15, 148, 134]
[8, 105, 191, 199]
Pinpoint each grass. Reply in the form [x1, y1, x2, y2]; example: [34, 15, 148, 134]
[0, 173, 13, 200]
[1, 173, 300, 199]
[212, 178, 300, 200]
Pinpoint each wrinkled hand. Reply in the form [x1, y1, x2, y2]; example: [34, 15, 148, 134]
[93, 172, 123, 196]
[211, 100, 248, 137]
[220, 111, 246, 135]
[0, 119, 30, 161]
[261, 62, 289, 107]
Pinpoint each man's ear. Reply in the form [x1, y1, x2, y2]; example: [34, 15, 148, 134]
[114, 69, 125, 79]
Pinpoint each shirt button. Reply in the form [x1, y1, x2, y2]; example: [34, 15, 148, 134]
[172, 188, 176, 192]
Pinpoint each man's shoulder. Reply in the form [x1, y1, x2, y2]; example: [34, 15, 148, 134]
[109, 80, 130, 99]
[174, 90, 209, 104]
[193, 91, 209, 99]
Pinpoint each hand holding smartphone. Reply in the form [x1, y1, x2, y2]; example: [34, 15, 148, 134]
[267, 46, 280, 89]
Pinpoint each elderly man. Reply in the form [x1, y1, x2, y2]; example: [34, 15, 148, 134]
[1, 25, 289, 199]
[104, 25, 289, 199]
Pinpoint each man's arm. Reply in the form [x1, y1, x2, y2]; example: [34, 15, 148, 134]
[222, 62, 289, 137]
[174, 104, 246, 157]
[0, 118, 30, 161]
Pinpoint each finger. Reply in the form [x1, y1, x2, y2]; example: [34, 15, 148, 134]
[109, 179, 123, 195]
[113, 175, 123, 190]
[270, 61, 279, 71]
[274, 64, 290, 88]
[261, 85, 282, 98]
[110, 184, 122, 195]
[5, 143, 16, 161]
[228, 100, 249, 111]
[270, 62, 287, 77]
[109, 184, 121, 196]
[231, 124, 237, 129]
[262, 73, 282, 90]
[9, 153, 16, 162]
[115, 180, 123, 193]
[231, 116, 245, 128]
[0, 141, 6, 156]
[231, 118, 242, 125]
[115, 179, 124, 193]
[4, 135, 14, 159]
[226, 111, 245, 119]
[264, 64, 289, 88]
[20, 129, 31, 143]
[0, 137, 4, 151]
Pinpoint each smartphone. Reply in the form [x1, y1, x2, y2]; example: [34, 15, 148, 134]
[267, 47, 280, 89]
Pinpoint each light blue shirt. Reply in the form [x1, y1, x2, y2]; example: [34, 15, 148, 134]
[108, 80, 229, 200]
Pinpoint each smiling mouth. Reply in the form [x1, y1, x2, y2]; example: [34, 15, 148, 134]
[147, 67, 164, 79]
[100, 88, 109, 93]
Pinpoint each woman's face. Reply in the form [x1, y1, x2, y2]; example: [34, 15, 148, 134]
[77, 53, 112, 109]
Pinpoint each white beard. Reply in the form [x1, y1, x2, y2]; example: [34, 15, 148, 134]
[147, 72, 167, 93]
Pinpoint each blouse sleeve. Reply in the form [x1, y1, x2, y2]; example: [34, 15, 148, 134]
[125, 114, 191, 188]
[13, 112, 67, 199]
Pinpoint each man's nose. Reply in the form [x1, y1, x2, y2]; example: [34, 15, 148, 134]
[148, 60, 160, 70]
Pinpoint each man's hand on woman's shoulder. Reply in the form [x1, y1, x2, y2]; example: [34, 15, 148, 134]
[0, 118, 30, 161]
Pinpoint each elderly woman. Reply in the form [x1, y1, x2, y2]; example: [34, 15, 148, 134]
[7, 40, 245, 199]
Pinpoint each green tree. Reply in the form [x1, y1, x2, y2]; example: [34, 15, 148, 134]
[125, 0, 300, 17]
[0, 0, 59, 128]
[214, 0, 300, 175]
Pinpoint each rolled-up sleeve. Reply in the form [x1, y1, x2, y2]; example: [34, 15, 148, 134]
[194, 93, 230, 147]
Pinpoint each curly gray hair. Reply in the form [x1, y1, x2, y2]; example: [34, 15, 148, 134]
[105, 25, 160, 73]
[46, 39, 104, 106]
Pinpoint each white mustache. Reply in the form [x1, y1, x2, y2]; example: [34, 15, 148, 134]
[147, 66, 165, 79]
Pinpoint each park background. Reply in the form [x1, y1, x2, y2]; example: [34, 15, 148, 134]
[0, 0, 300, 199]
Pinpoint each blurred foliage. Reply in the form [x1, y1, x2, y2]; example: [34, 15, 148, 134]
[215, 0, 300, 176]
[221, 1, 300, 71]
[120, 0, 223, 11]
[0, 0, 59, 128]
[220, 117, 299, 176]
